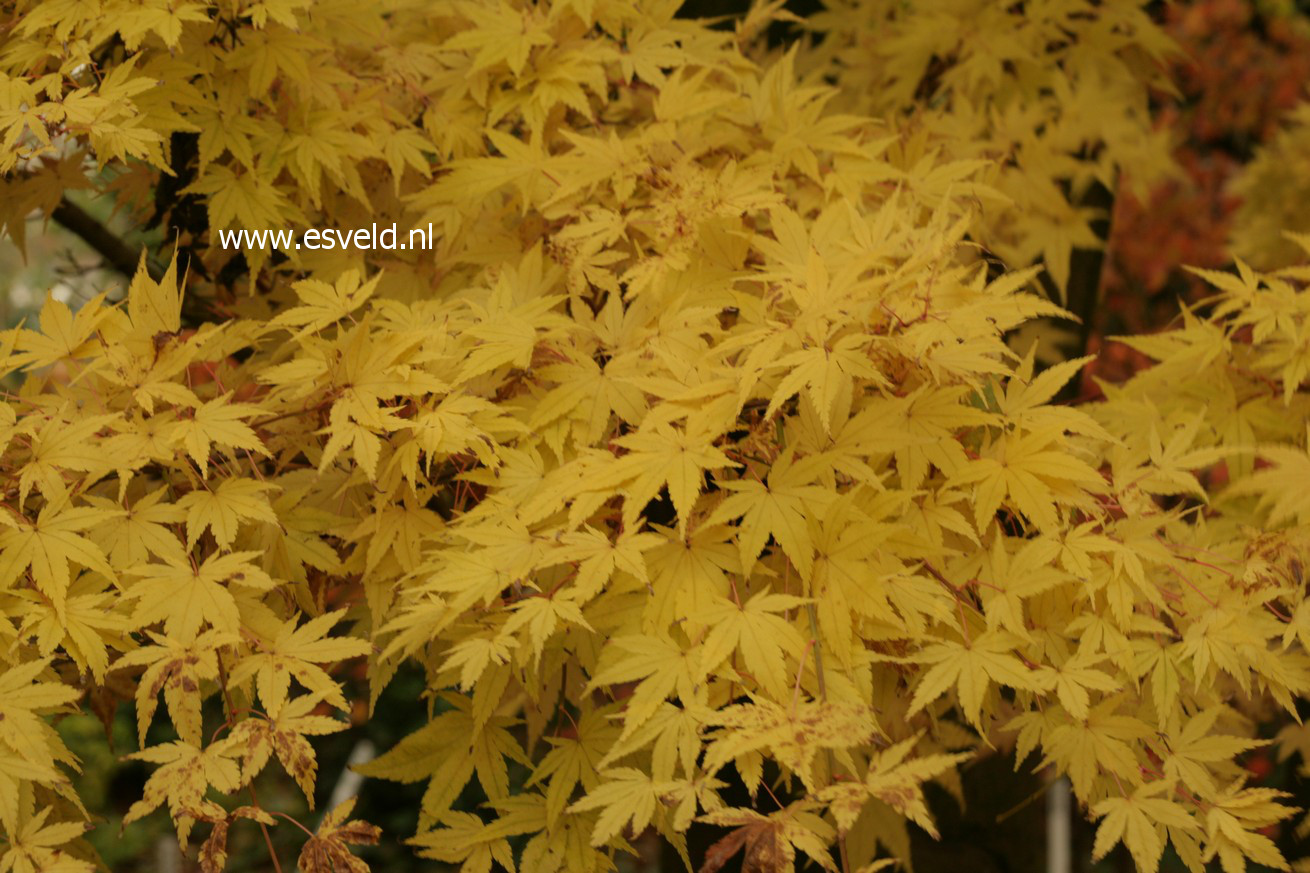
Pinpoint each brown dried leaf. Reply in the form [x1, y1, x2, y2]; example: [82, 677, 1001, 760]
[698, 806, 837, 873]
[297, 798, 380, 873]
[198, 816, 231, 873]
[189, 805, 274, 873]
[227, 694, 347, 806]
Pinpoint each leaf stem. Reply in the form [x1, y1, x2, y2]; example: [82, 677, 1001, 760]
[791, 637, 815, 715]
[217, 652, 284, 873]
[805, 604, 849, 873]
[271, 810, 317, 839]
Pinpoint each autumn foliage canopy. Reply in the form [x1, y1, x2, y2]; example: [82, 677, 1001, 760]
[2, 1, 1310, 872]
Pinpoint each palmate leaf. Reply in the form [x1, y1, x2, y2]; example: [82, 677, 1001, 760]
[709, 450, 834, 579]
[527, 705, 620, 825]
[907, 630, 1051, 728]
[1092, 782, 1198, 873]
[14, 574, 130, 681]
[227, 693, 347, 804]
[272, 271, 381, 341]
[698, 592, 807, 700]
[185, 164, 301, 235]
[85, 486, 187, 568]
[111, 630, 231, 747]
[567, 767, 666, 848]
[11, 293, 115, 371]
[165, 394, 269, 476]
[702, 699, 879, 793]
[227, 609, 372, 713]
[14, 412, 117, 504]
[175, 479, 280, 550]
[406, 810, 516, 871]
[125, 251, 182, 337]
[610, 422, 739, 533]
[949, 425, 1107, 532]
[124, 551, 276, 642]
[0, 502, 118, 622]
[0, 807, 94, 873]
[698, 806, 838, 873]
[587, 635, 703, 738]
[195, 806, 274, 873]
[352, 695, 529, 829]
[296, 798, 380, 873]
[123, 739, 243, 844]
[1228, 437, 1310, 525]
[819, 735, 970, 839]
[0, 659, 80, 780]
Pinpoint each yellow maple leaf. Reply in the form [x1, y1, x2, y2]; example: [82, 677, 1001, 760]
[228, 693, 347, 805]
[0, 806, 93, 873]
[588, 635, 702, 738]
[611, 422, 738, 533]
[166, 395, 269, 477]
[698, 591, 807, 700]
[0, 501, 117, 621]
[111, 630, 232, 747]
[176, 478, 280, 550]
[567, 767, 668, 848]
[1092, 781, 1198, 873]
[908, 630, 1050, 728]
[271, 270, 381, 341]
[123, 738, 243, 844]
[819, 734, 970, 838]
[710, 449, 834, 578]
[125, 551, 276, 641]
[228, 609, 371, 713]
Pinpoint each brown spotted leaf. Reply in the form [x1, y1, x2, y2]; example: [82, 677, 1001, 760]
[228, 693, 347, 805]
[697, 806, 838, 873]
[701, 700, 879, 792]
[816, 735, 971, 838]
[193, 805, 275, 873]
[123, 738, 243, 844]
[110, 629, 232, 746]
[296, 797, 379, 873]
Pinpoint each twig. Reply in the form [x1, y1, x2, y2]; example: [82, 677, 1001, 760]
[217, 652, 284, 873]
[805, 603, 849, 873]
[791, 638, 815, 715]
[51, 196, 164, 282]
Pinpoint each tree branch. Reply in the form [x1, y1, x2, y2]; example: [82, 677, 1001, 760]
[1064, 179, 1115, 371]
[1042, 177, 1115, 404]
[51, 196, 163, 283]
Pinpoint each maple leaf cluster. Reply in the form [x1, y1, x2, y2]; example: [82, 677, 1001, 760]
[1, 1, 1310, 873]
[795, 0, 1179, 299]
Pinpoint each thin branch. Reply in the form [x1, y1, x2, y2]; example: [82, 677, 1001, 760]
[805, 603, 850, 873]
[1053, 177, 1115, 403]
[217, 652, 284, 873]
[50, 196, 163, 282]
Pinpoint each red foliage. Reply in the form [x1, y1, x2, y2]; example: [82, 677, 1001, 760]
[1085, 0, 1310, 394]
